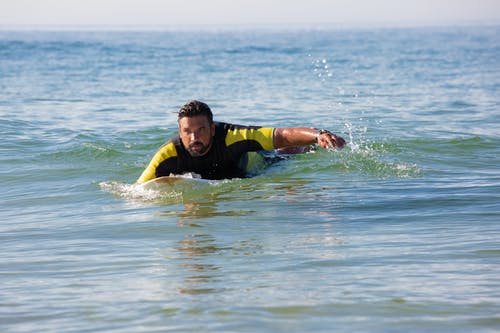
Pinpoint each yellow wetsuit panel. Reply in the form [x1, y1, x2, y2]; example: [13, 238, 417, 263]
[225, 127, 275, 151]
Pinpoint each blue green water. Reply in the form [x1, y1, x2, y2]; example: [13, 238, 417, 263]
[1, 26, 499, 332]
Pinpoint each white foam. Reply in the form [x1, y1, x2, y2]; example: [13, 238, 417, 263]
[99, 181, 182, 201]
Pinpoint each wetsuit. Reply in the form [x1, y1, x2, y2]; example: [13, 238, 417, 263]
[137, 122, 275, 183]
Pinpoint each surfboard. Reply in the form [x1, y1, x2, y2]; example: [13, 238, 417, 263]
[140, 175, 209, 191]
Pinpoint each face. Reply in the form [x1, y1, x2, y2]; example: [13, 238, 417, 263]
[178, 115, 215, 157]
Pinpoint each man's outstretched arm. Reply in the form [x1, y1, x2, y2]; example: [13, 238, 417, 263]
[273, 127, 346, 150]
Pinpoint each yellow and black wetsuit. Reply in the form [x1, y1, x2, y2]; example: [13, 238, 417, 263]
[137, 122, 275, 183]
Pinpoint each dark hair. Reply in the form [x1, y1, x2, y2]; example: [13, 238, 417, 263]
[177, 100, 213, 124]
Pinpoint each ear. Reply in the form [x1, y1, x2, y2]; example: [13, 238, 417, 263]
[211, 123, 216, 136]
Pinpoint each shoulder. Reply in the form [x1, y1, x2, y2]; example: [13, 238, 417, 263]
[136, 140, 179, 184]
[153, 140, 179, 161]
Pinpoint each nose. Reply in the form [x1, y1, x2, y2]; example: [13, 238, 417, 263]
[189, 131, 199, 141]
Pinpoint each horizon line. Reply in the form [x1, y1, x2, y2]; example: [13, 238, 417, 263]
[1, 19, 498, 32]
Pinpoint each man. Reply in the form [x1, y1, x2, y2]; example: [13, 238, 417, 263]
[136, 100, 346, 183]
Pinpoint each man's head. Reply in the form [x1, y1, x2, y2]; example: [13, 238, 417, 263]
[177, 100, 215, 157]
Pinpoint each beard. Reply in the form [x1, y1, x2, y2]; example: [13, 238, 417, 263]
[187, 141, 210, 157]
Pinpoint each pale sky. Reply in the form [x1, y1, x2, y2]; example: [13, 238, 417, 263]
[1, 0, 499, 28]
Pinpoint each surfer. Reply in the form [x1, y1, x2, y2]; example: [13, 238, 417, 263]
[136, 100, 346, 183]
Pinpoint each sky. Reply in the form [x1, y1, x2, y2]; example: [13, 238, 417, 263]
[1, 0, 499, 28]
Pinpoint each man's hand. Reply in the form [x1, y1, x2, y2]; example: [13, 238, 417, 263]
[316, 130, 346, 150]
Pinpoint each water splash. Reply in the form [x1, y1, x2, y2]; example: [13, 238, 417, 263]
[99, 181, 182, 202]
[340, 146, 421, 179]
[309, 106, 420, 179]
[311, 57, 333, 81]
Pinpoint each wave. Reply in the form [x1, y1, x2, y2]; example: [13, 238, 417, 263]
[6, 115, 496, 204]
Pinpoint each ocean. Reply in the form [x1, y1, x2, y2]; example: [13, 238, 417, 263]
[1, 25, 499, 332]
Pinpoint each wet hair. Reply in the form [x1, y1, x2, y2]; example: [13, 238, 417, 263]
[177, 100, 213, 124]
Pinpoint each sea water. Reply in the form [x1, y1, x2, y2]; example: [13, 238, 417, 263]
[1, 25, 499, 332]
